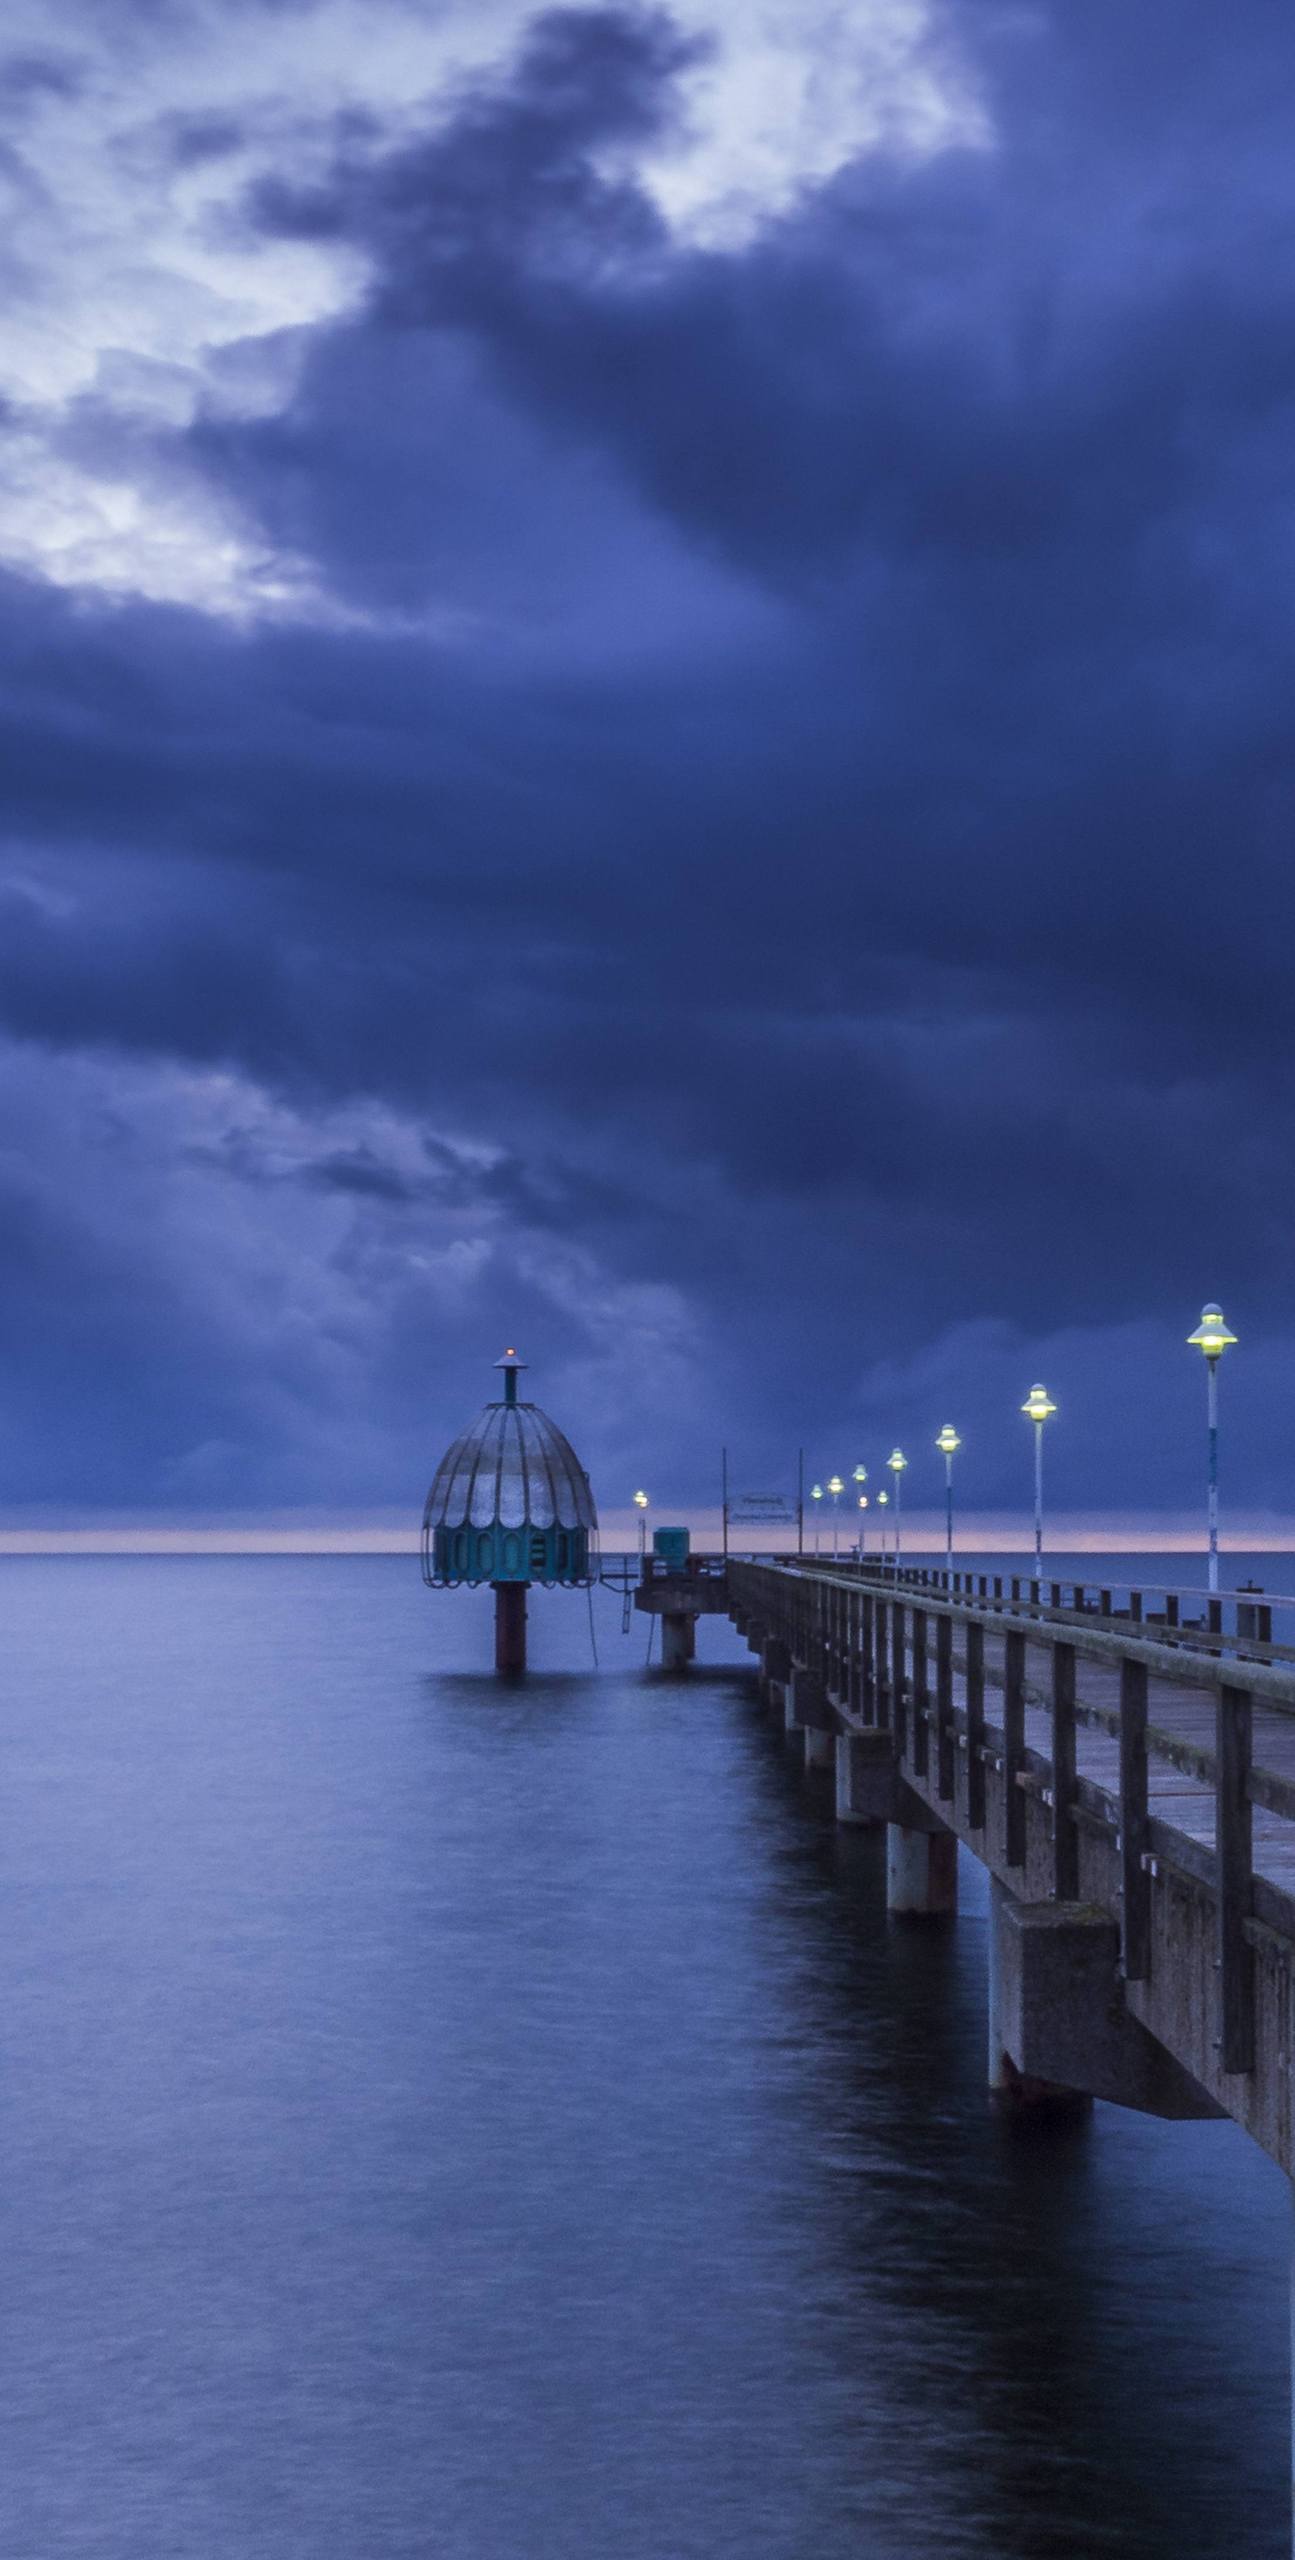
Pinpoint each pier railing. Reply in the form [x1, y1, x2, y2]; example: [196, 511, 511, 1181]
[790, 1558, 1284, 1661]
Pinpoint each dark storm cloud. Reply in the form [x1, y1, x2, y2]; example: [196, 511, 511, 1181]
[3, 0, 1294, 1515]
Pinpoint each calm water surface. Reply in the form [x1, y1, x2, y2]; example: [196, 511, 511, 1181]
[0, 1555, 1287, 2557]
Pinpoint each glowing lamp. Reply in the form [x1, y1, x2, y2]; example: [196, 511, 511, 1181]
[1188, 1304, 1236, 1360]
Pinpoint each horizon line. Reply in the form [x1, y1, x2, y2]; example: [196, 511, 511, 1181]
[2, 1507, 1295, 1557]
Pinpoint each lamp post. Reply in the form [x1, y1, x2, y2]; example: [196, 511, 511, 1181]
[887, 1449, 907, 1562]
[857, 1493, 868, 1559]
[1021, 1384, 1056, 1574]
[1187, 1303, 1237, 1595]
[827, 1474, 845, 1559]
[877, 1487, 890, 1561]
[633, 1488, 649, 1563]
[810, 1482, 823, 1555]
[936, 1425, 960, 1574]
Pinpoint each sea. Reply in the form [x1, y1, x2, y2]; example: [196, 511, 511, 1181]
[0, 1551, 1288, 2559]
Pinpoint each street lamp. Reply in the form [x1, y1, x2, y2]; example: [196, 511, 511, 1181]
[810, 1482, 823, 1555]
[887, 1449, 907, 1562]
[857, 1493, 868, 1559]
[852, 1465, 867, 1569]
[936, 1425, 960, 1574]
[827, 1474, 845, 1559]
[876, 1486, 890, 1561]
[1187, 1303, 1237, 1595]
[1021, 1384, 1056, 1574]
[633, 1488, 649, 1562]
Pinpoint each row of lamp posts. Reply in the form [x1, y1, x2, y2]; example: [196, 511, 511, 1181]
[808, 1302, 1238, 1586]
[811, 1448, 910, 1561]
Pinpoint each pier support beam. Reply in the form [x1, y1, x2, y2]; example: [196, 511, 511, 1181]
[986, 1882, 1089, 2118]
[787, 1667, 828, 1734]
[661, 1612, 695, 1671]
[804, 1726, 835, 1770]
[493, 1582, 527, 1676]
[834, 1729, 893, 1828]
[760, 1636, 791, 1709]
[887, 1824, 957, 1918]
[986, 1881, 1221, 2123]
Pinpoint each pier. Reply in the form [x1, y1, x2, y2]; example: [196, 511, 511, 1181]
[722, 1556, 1295, 2534]
[727, 1559, 1295, 2145]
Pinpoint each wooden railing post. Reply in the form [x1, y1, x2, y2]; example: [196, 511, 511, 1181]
[1119, 1656, 1150, 1981]
[875, 1597, 890, 1727]
[861, 1593, 875, 1721]
[1003, 1627, 1026, 1867]
[965, 1619, 985, 1830]
[1051, 1642, 1079, 1898]
[1216, 1683, 1255, 2074]
[936, 1614, 955, 1800]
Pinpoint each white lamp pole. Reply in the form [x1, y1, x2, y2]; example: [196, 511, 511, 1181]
[1187, 1304, 1237, 1595]
[827, 1475, 844, 1559]
[857, 1494, 868, 1558]
[633, 1488, 649, 1562]
[877, 1487, 890, 1561]
[936, 1426, 960, 1575]
[810, 1483, 823, 1556]
[887, 1449, 907, 1563]
[1021, 1385, 1056, 1574]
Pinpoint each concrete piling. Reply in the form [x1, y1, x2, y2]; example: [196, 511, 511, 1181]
[886, 1823, 957, 1917]
[661, 1612, 695, 1670]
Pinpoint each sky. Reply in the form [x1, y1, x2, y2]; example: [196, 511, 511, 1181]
[1, 0, 1291, 1541]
